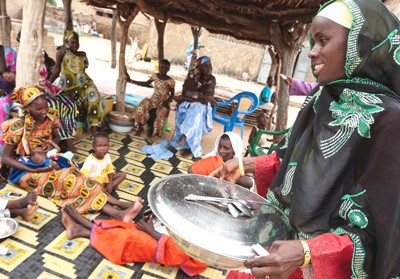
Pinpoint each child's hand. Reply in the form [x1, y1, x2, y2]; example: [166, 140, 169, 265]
[105, 183, 113, 193]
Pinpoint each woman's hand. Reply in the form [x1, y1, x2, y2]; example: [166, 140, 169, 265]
[209, 158, 242, 183]
[244, 240, 305, 279]
[33, 164, 55, 173]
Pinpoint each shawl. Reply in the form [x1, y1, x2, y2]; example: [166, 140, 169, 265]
[268, 0, 400, 277]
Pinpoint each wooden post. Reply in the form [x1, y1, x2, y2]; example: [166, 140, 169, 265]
[62, 0, 73, 31]
[269, 22, 310, 131]
[16, 0, 46, 87]
[188, 27, 202, 70]
[0, 0, 11, 47]
[115, 3, 138, 111]
[154, 18, 167, 62]
[111, 10, 117, 69]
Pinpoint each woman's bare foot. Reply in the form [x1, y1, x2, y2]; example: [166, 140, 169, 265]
[121, 198, 144, 222]
[178, 134, 186, 147]
[61, 207, 90, 239]
[21, 203, 39, 222]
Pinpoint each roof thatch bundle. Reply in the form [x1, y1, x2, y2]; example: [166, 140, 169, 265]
[82, 0, 329, 44]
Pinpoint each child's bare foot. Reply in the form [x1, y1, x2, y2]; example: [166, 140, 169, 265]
[121, 198, 144, 222]
[22, 203, 39, 222]
[9, 191, 38, 209]
[178, 134, 186, 147]
[61, 207, 89, 240]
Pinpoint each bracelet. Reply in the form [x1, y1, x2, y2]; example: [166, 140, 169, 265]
[238, 157, 245, 176]
[299, 240, 311, 268]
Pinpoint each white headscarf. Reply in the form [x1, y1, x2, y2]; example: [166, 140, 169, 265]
[205, 132, 243, 158]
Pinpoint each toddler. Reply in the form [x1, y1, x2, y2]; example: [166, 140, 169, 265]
[80, 132, 126, 193]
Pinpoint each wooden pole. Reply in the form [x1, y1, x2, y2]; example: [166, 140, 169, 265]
[111, 10, 117, 69]
[16, 0, 46, 87]
[0, 0, 11, 47]
[188, 27, 202, 70]
[115, 3, 138, 111]
[269, 22, 310, 131]
[62, 0, 73, 31]
[154, 18, 167, 62]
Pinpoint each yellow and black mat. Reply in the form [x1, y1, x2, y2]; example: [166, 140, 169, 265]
[0, 133, 228, 279]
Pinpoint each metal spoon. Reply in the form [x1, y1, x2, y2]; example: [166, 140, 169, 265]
[232, 200, 253, 217]
[227, 203, 241, 217]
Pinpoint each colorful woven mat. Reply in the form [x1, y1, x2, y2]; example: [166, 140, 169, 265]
[0, 133, 227, 279]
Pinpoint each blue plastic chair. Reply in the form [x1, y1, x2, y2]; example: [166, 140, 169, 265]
[212, 91, 259, 138]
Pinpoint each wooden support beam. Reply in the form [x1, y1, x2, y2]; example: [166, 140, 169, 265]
[16, 0, 46, 87]
[0, 0, 11, 47]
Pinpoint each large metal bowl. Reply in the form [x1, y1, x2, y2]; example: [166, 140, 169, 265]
[0, 218, 19, 239]
[148, 174, 296, 269]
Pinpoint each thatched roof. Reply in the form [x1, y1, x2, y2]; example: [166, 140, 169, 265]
[82, 0, 329, 45]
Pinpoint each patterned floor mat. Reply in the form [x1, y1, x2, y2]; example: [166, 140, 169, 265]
[0, 133, 228, 279]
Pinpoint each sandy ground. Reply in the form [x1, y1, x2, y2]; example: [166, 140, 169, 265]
[49, 32, 303, 154]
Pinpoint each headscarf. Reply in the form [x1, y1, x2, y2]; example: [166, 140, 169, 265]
[11, 85, 45, 107]
[6, 85, 58, 155]
[317, 0, 353, 29]
[268, 0, 400, 277]
[64, 30, 79, 43]
[205, 132, 243, 158]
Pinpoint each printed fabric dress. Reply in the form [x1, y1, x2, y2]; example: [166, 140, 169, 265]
[0, 111, 108, 214]
[134, 73, 175, 136]
[58, 47, 104, 128]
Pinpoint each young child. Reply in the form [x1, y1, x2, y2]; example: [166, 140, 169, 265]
[0, 191, 38, 222]
[247, 111, 271, 147]
[80, 132, 126, 193]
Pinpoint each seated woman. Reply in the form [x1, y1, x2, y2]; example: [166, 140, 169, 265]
[0, 85, 142, 220]
[124, 59, 175, 137]
[189, 132, 253, 189]
[49, 31, 104, 134]
[170, 56, 216, 159]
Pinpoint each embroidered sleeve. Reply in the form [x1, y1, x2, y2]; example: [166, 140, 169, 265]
[307, 233, 353, 278]
[253, 152, 280, 198]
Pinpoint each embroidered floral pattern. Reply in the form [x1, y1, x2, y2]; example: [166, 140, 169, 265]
[320, 88, 383, 158]
[339, 190, 368, 229]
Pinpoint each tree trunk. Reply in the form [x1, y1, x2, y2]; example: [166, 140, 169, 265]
[154, 18, 167, 62]
[16, 0, 46, 87]
[269, 22, 311, 131]
[275, 49, 297, 131]
[62, 0, 73, 31]
[110, 10, 117, 69]
[188, 27, 202, 70]
[0, 0, 11, 47]
[115, 4, 138, 111]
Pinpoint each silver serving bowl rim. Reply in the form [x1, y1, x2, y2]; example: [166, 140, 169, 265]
[148, 174, 295, 269]
[0, 217, 19, 239]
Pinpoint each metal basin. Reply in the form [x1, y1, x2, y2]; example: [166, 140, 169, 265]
[0, 218, 19, 239]
[148, 174, 296, 269]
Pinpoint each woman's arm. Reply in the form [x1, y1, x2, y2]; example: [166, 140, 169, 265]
[163, 87, 175, 108]
[1, 144, 53, 172]
[48, 48, 63, 83]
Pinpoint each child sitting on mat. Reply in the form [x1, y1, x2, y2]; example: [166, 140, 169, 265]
[80, 132, 126, 193]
